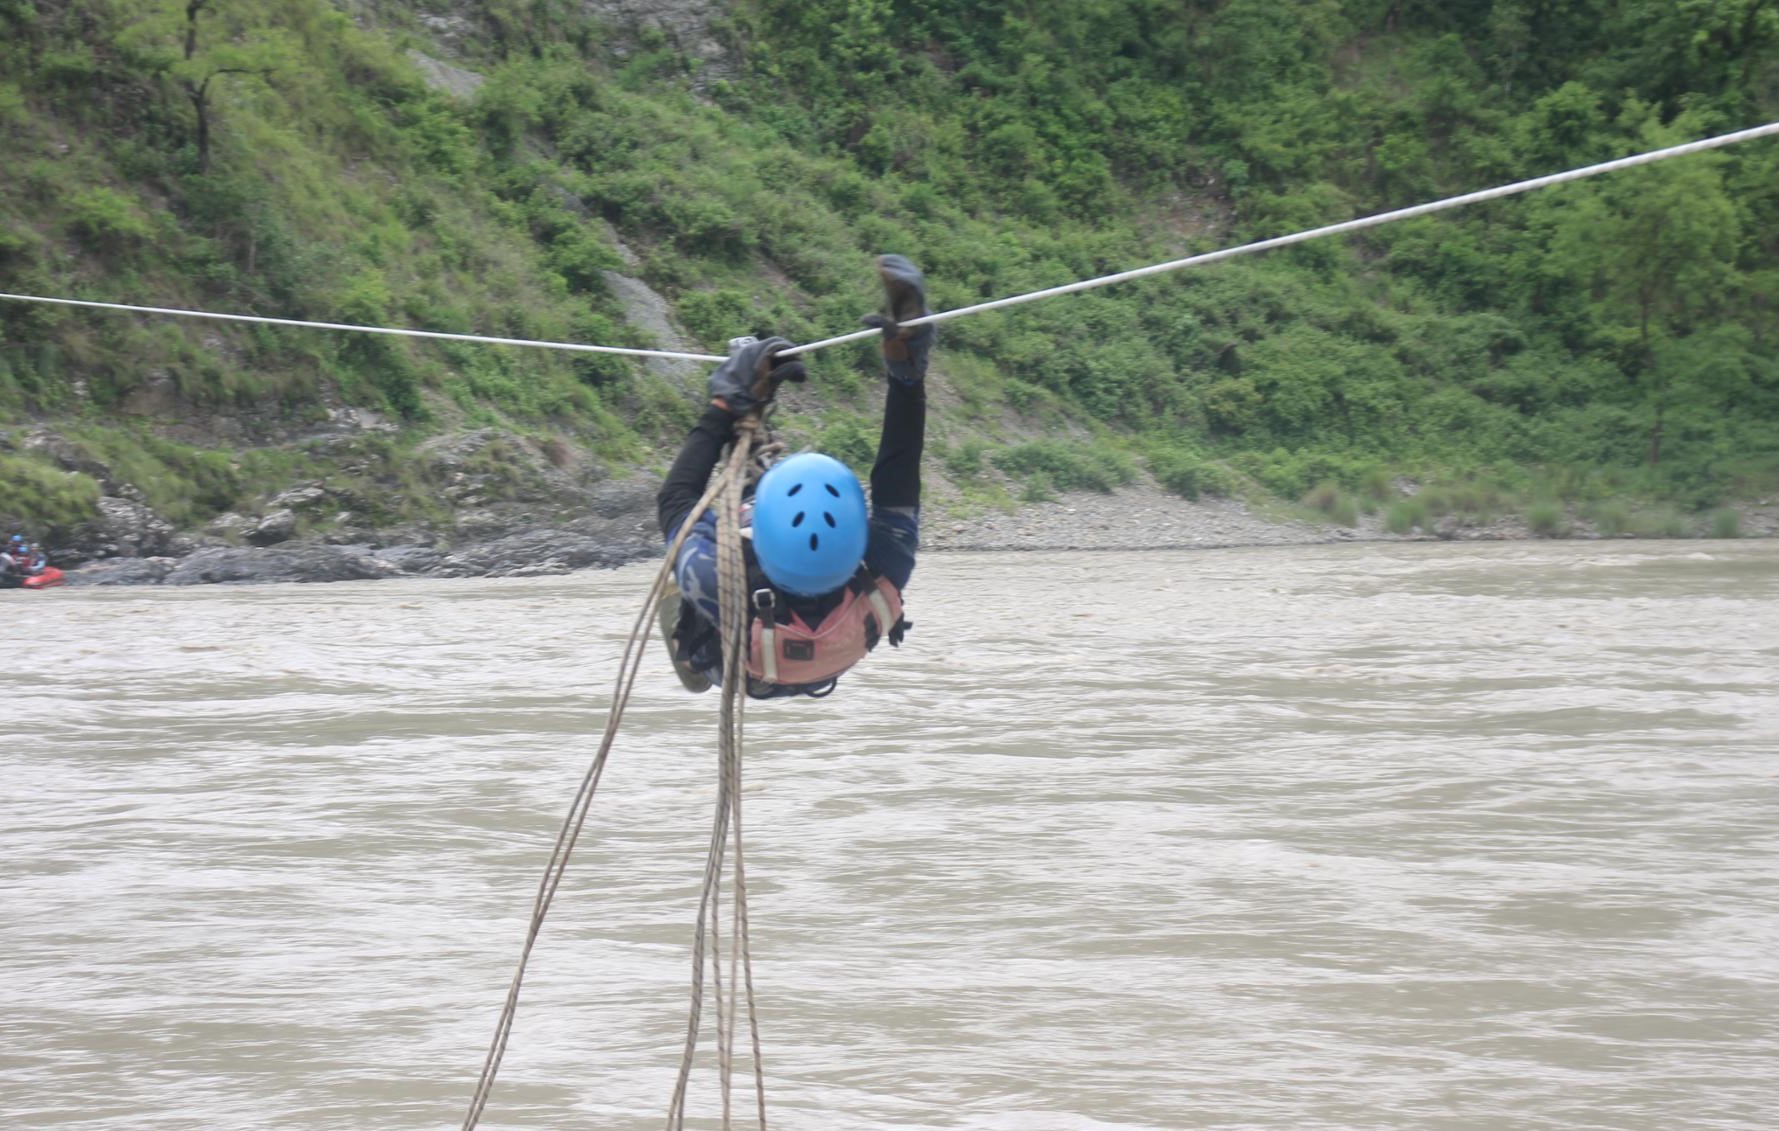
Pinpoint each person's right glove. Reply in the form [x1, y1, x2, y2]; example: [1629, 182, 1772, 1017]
[860, 254, 934, 386]
[706, 335, 807, 416]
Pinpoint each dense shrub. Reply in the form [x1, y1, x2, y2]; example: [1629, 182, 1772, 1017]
[992, 439, 1136, 494]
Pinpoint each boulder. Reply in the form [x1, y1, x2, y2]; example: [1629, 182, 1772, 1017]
[162, 545, 402, 586]
[61, 496, 180, 564]
[247, 509, 298, 546]
[64, 557, 181, 586]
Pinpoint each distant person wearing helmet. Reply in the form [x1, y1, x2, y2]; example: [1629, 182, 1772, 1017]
[0, 534, 23, 586]
[655, 255, 932, 698]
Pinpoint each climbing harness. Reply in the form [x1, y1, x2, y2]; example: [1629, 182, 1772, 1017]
[748, 569, 906, 690]
[668, 559, 910, 698]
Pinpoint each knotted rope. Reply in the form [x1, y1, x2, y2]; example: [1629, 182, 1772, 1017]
[462, 413, 775, 1131]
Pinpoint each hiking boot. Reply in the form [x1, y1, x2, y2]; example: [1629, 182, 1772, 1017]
[864, 254, 932, 385]
[657, 576, 712, 693]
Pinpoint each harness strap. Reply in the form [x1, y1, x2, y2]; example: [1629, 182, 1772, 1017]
[753, 588, 779, 683]
[864, 586, 894, 650]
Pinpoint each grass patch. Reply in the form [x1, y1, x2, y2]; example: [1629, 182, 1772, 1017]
[1627, 507, 1690, 538]
[1588, 500, 1630, 537]
[0, 453, 103, 537]
[1385, 497, 1429, 534]
[1419, 482, 1502, 524]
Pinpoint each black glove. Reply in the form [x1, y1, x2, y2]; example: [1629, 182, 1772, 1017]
[706, 335, 807, 416]
[860, 254, 934, 386]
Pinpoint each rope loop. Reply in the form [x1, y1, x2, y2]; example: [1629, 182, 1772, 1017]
[462, 407, 775, 1131]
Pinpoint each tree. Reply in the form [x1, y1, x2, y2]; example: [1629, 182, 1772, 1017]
[116, 0, 302, 172]
[1544, 112, 1743, 466]
[1605, 0, 1779, 108]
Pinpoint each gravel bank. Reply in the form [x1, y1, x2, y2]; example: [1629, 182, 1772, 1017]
[921, 483, 1779, 553]
[923, 484, 1339, 552]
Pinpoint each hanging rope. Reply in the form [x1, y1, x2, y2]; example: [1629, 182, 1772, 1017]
[666, 412, 770, 1131]
[460, 411, 774, 1131]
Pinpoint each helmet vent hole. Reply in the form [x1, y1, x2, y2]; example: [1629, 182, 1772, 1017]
[808, 534, 819, 550]
[823, 512, 837, 527]
[825, 483, 840, 497]
[787, 483, 803, 496]
[791, 511, 805, 528]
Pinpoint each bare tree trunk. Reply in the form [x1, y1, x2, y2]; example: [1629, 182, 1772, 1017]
[185, 78, 212, 172]
[183, 0, 210, 61]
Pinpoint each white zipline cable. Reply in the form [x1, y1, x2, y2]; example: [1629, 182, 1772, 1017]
[2, 121, 1775, 363]
[0, 293, 727, 363]
[782, 119, 1779, 358]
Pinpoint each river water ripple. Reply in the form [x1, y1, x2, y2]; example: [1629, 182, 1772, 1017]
[2, 541, 1776, 1130]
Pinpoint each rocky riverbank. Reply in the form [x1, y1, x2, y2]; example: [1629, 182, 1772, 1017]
[49, 475, 1777, 588]
[55, 477, 664, 587]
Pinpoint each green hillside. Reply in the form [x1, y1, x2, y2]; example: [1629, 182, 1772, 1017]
[3, 0, 1777, 546]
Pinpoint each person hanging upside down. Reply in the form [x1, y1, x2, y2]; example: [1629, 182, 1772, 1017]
[654, 255, 934, 698]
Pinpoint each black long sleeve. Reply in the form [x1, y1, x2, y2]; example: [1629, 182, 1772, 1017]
[657, 404, 736, 537]
[869, 380, 926, 510]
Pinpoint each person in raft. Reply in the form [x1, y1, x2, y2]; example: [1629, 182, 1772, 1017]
[655, 254, 933, 699]
[0, 535, 25, 584]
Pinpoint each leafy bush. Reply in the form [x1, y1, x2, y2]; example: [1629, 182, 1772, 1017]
[65, 188, 153, 253]
[1149, 448, 1236, 500]
[991, 438, 1135, 494]
[941, 438, 987, 481]
[815, 413, 877, 474]
[1709, 508, 1741, 539]
[1303, 482, 1359, 525]
[1527, 500, 1568, 537]
[1021, 472, 1056, 502]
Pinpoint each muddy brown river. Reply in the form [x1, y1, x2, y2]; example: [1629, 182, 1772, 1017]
[2, 541, 1775, 1130]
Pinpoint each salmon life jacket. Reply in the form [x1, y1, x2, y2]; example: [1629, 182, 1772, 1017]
[672, 564, 909, 699]
[745, 570, 906, 695]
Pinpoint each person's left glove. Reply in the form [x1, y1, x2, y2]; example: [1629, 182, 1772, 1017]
[707, 335, 807, 416]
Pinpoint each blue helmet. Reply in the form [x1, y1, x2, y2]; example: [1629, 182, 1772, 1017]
[751, 453, 868, 596]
